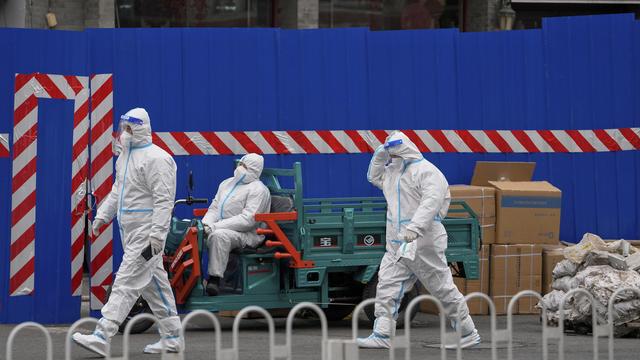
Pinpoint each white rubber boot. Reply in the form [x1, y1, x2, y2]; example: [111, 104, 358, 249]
[143, 336, 184, 354]
[443, 315, 481, 349]
[72, 318, 119, 357]
[356, 333, 392, 349]
[72, 333, 108, 357]
[356, 317, 395, 349]
[143, 316, 184, 354]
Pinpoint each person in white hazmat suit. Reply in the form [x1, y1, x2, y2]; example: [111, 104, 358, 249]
[72, 108, 184, 356]
[201, 153, 271, 296]
[357, 132, 481, 349]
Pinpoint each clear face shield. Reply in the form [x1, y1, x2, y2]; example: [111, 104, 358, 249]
[112, 114, 144, 155]
[384, 138, 403, 158]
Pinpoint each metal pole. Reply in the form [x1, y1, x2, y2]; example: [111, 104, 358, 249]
[247, 0, 251, 27]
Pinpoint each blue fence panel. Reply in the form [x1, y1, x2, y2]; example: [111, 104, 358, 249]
[586, 16, 620, 238]
[542, 14, 638, 240]
[543, 16, 579, 243]
[0, 28, 88, 323]
[607, 16, 637, 238]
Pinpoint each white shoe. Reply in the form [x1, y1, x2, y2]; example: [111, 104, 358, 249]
[143, 336, 184, 354]
[72, 332, 108, 357]
[443, 329, 481, 349]
[356, 333, 391, 349]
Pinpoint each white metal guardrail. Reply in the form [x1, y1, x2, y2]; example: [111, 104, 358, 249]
[180, 309, 223, 360]
[64, 317, 102, 360]
[393, 294, 446, 360]
[605, 287, 640, 360]
[5, 290, 638, 359]
[504, 290, 545, 360]
[555, 289, 599, 360]
[6, 322, 53, 360]
[122, 313, 168, 360]
[277, 302, 328, 360]
[327, 299, 394, 360]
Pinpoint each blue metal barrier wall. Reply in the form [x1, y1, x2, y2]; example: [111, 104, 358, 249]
[1, 13, 639, 323]
[87, 14, 639, 239]
[0, 29, 88, 322]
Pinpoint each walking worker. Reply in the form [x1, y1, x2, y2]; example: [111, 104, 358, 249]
[357, 131, 481, 349]
[72, 108, 184, 355]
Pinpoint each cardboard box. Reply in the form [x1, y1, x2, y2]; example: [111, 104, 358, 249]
[542, 245, 565, 295]
[480, 216, 496, 245]
[448, 186, 496, 245]
[419, 246, 490, 315]
[466, 245, 491, 315]
[448, 185, 496, 218]
[490, 181, 562, 245]
[490, 244, 542, 315]
[471, 161, 536, 187]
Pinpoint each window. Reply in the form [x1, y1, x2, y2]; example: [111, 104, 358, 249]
[319, 0, 461, 30]
[511, 2, 640, 29]
[116, 0, 275, 28]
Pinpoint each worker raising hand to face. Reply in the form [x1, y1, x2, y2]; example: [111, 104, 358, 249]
[359, 131, 481, 349]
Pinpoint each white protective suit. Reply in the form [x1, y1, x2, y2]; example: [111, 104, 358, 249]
[202, 153, 271, 278]
[363, 132, 476, 343]
[75, 108, 182, 354]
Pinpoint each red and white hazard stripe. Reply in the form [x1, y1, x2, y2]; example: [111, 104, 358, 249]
[89, 74, 114, 310]
[69, 76, 90, 297]
[0, 133, 8, 158]
[10, 73, 89, 296]
[152, 128, 640, 156]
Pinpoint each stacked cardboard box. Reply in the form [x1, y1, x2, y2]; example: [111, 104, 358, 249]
[419, 246, 490, 315]
[490, 181, 562, 245]
[490, 244, 542, 315]
[487, 180, 561, 314]
[541, 245, 566, 295]
[448, 186, 496, 245]
[417, 162, 565, 316]
[464, 245, 491, 314]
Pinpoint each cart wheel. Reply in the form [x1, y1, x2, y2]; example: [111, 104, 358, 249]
[361, 275, 419, 328]
[322, 304, 357, 322]
[105, 286, 154, 334]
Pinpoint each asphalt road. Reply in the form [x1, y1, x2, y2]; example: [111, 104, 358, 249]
[2, 313, 639, 359]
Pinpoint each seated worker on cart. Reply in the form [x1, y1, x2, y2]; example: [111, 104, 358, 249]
[201, 153, 271, 296]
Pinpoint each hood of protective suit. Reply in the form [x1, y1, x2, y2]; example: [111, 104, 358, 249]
[384, 132, 423, 160]
[122, 108, 152, 147]
[239, 153, 264, 183]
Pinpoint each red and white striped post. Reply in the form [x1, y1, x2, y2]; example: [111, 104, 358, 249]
[89, 74, 114, 310]
[10, 73, 90, 297]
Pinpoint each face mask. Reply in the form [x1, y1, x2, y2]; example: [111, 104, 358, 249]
[112, 138, 123, 156]
[234, 166, 247, 180]
[119, 132, 132, 147]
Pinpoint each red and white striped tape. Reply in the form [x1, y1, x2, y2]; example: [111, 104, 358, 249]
[10, 73, 89, 296]
[0, 133, 8, 158]
[89, 74, 114, 310]
[152, 128, 640, 156]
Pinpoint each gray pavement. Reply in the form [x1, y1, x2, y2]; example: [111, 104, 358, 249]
[2, 313, 639, 359]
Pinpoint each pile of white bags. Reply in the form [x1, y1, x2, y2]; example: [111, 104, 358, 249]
[538, 233, 640, 337]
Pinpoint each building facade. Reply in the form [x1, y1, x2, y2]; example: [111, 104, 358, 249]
[0, 0, 114, 30]
[0, 0, 638, 31]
